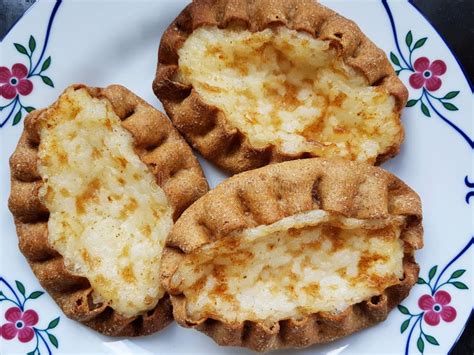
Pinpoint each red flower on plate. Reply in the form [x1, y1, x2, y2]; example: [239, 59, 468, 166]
[1, 307, 39, 343]
[418, 290, 457, 326]
[0, 64, 34, 100]
[409, 57, 447, 92]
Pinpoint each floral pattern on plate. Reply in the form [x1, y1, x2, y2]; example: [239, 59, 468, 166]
[0, 277, 60, 355]
[0, 0, 60, 128]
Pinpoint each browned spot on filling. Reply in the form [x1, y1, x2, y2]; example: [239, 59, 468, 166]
[288, 227, 303, 237]
[44, 185, 54, 201]
[119, 245, 130, 258]
[332, 92, 347, 108]
[91, 147, 101, 159]
[228, 52, 250, 76]
[263, 84, 280, 98]
[104, 119, 112, 130]
[285, 284, 296, 296]
[206, 46, 224, 57]
[238, 88, 256, 101]
[302, 283, 320, 298]
[321, 225, 344, 251]
[80, 249, 100, 268]
[336, 267, 347, 277]
[118, 197, 138, 220]
[333, 125, 346, 134]
[58, 151, 68, 165]
[189, 275, 208, 294]
[282, 81, 301, 108]
[75, 178, 101, 214]
[140, 224, 152, 238]
[209, 265, 234, 303]
[59, 188, 70, 197]
[115, 156, 128, 169]
[121, 265, 136, 283]
[201, 83, 221, 93]
[301, 95, 329, 143]
[266, 243, 276, 251]
[221, 237, 241, 250]
[81, 249, 91, 264]
[356, 253, 389, 285]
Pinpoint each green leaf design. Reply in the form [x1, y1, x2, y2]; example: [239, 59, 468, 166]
[425, 334, 440, 345]
[451, 281, 468, 289]
[421, 102, 430, 117]
[406, 99, 418, 107]
[41, 75, 54, 87]
[413, 37, 428, 50]
[450, 269, 466, 279]
[443, 91, 460, 100]
[14, 43, 28, 55]
[400, 319, 410, 333]
[27, 351, 36, 355]
[405, 31, 413, 48]
[28, 291, 44, 299]
[29, 35, 36, 53]
[25, 106, 35, 113]
[442, 102, 458, 111]
[47, 317, 60, 329]
[41, 56, 52, 72]
[428, 265, 438, 281]
[397, 305, 410, 315]
[417, 336, 425, 353]
[416, 277, 426, 284]
[390, 52, 400, 66]
[15, 280, 26, 295]
[13, 110, 22, 125]
[48, 333, 59, 348]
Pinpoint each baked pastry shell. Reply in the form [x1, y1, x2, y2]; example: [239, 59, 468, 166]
[161, 158, 423, 352]
[153, 0, 409, 174]
[8, 84, 209, 336]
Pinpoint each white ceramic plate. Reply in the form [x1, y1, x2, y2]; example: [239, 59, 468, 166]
[1, 0, 472, 354]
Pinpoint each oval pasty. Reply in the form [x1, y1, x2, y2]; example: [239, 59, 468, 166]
[154, 0, 408, 174]
[8, 84, 208, 336]
[160, 158, 423, 352]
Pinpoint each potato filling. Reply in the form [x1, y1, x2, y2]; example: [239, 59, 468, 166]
[177, 27, 401, 163]
[171, 210, 405, 323]
[38, 88, 173, 317]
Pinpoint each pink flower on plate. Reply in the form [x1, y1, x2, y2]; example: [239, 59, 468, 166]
[0, 64, 34, 100]
[418, 290, 457, 326]
[409, 57, 447, 92]
[1, 307, 38, 343]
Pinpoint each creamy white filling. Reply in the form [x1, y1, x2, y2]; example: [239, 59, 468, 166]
[178, 27, 401, 163]
[172, 210, 405, 323]
[38, 88, 173, 317]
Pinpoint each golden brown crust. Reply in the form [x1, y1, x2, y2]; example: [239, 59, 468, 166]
[161, 158, 423, 351]
[153, 0, 409, 174]
[8, 84, 209, 336]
